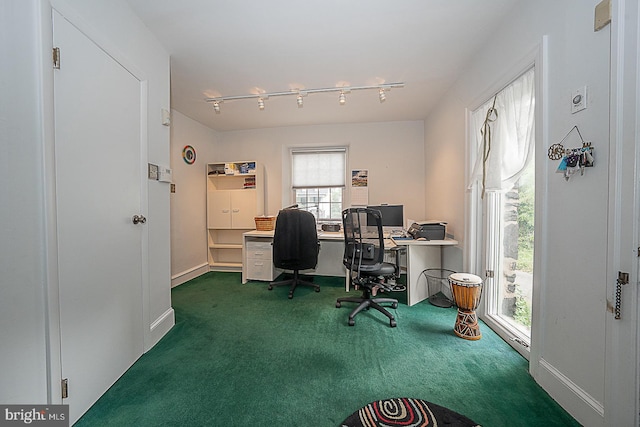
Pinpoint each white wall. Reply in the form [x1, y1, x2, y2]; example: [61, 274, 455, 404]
[0, 0, 49, 403]
[216, 121, 426, 219]
[0, 0, 172, 404]
[424, 0, 610, 424]
[170, 110, 219, 285]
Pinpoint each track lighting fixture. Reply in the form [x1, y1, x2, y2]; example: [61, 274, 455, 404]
[339, 91, 346, 105]
[204, 82, 404, 113]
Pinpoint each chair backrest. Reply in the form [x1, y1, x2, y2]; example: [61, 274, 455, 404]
[272, 208, 319, 270]
[341, 208, 385, 276]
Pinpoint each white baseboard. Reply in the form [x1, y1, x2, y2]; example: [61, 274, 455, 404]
[536, 358, 604, 426]
[144, 307, 175, 352]
[171, 263, 209, 287]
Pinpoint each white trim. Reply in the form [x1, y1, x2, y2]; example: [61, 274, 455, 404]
[529, 35, 550, 380]
[171, 262, 210, 287]
[537, 359, 604, 426]
[39, 0, 62, 405]
[147, 308, 175, 349]
[604, 0, 640, 425]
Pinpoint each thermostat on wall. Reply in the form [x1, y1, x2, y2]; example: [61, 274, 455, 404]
[158, 166, 172, 183]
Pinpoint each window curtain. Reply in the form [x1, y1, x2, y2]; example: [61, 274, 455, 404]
[291, 148, 346, 188]
[469, 67, 535, 194]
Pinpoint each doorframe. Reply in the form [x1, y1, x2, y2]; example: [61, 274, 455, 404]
[464, 39, 548, 362]
[41, 0, 150, 404]
[604, 0, 639, 425]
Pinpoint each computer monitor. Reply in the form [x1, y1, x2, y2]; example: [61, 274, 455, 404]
[366, 204, 404, 232]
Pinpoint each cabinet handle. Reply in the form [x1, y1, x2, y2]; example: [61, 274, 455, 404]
[232, 209, 240, 213]
[222, 209, 230, 213]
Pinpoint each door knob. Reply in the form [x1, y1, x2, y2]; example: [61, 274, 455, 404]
[132, 214, 146, 224]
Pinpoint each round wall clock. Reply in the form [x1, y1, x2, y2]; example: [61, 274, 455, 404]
[182, 145, 196, 165]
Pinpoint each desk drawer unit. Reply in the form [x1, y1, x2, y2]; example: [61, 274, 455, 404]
[245, 240, 278, 281]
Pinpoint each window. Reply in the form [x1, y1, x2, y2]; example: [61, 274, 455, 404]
[468, 67, 535, 354]
[291, 148, 346, 221]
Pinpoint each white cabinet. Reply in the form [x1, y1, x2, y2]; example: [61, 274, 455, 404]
[207, 190, 257, 229]
[207, 162, 263, 270]
[244, 240, 279, 281]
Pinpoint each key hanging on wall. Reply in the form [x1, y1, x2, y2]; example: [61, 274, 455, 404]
[549, 126, 594, 181]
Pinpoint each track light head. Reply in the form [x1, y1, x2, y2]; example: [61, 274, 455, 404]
[258, 98, 265, 110]
[339, 91, 346, 105]
[212, 101, 221, 113]
[297, 94, 303, 108]
[379, 89, 386, 103]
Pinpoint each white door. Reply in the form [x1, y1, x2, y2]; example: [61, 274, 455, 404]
[231, 190, 257, 229]
[53, 11, 144, 423]
[208, 191, 232, 228]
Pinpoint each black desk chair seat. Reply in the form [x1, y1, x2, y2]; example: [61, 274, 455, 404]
[268, 208, 320, 299]
[336, 208, 399, 327]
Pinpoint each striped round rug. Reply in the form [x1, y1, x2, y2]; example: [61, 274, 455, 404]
[341, 397, 480, 427]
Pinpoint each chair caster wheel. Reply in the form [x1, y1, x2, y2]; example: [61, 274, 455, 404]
[315, 287, 320, 292]
[392, 302, 398, 309]
[348, 319, 355, 326]
[288, 293, 293, 299]
[390, 320, 397, 328]
[336, 302, 341, 308]
[268, 285, 273, 290]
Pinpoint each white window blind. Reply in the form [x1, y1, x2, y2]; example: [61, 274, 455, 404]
[291, 148, 346, 188]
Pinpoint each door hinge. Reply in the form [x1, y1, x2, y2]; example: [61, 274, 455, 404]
[53, 47, 60, 69]
[637, 246, 640, 257]
[486, 270, 494, 278]
[61, 378, 68, 399]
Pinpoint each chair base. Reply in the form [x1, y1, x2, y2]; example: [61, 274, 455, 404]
[268, 270, 320, 299]
[336, 287, 398, 327]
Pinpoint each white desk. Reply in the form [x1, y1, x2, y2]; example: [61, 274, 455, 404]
[241, 230, 458, 307]
[391, 237, 458, 306]
[242, 230, 346, 284]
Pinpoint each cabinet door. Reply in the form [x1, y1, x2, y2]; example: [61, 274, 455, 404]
[207, 190, 231, 228]
[231, 189, 257, 229]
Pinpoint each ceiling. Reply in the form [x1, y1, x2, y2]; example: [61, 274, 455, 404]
[125, 0, 521, 132]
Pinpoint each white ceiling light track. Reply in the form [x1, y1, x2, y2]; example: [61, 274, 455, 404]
[205, 82, 404, 113]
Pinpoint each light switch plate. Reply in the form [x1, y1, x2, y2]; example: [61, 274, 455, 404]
[571, 86, 587, 114]
[148, 163, 159, 180]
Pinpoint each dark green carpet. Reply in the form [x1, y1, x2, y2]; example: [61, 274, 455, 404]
[75, 272, 579, 426]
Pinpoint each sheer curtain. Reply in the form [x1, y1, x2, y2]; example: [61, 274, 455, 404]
[469, 67, 535, 194]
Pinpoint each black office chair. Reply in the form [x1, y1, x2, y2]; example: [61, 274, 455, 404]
[268, 208, 320, 299]
[336, 208, 399, 327]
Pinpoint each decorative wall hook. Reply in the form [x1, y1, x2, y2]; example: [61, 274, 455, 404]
[550, 126, 594, 181]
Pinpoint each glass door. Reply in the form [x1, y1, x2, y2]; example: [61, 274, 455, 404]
[469, 67, 536, 356]
[483, 163, 534, 349]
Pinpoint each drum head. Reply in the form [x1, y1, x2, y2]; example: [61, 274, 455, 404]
[449, 272, 483, 286]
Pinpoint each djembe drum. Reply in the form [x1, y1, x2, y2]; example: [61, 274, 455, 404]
[448, 273, 483, 340]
